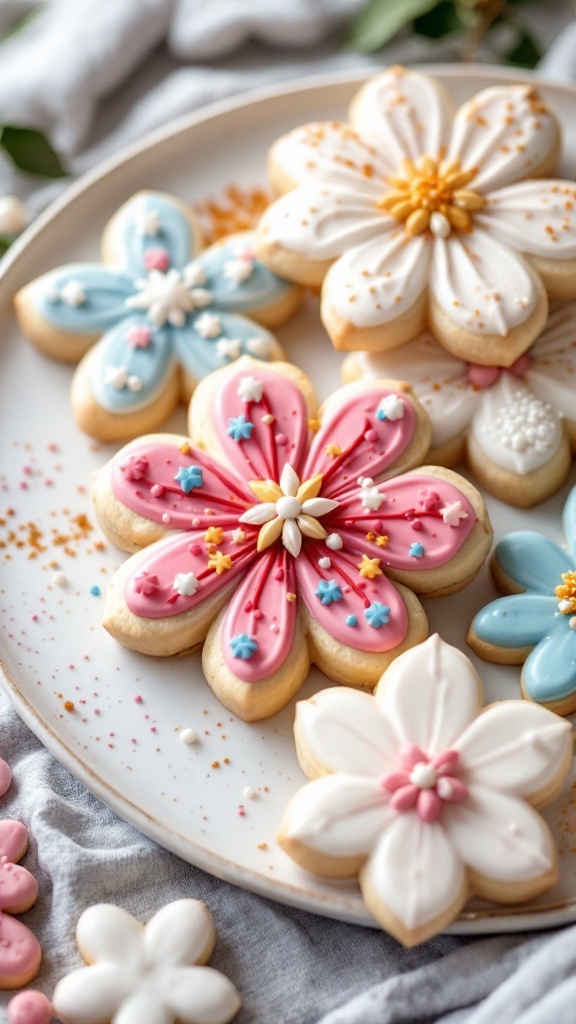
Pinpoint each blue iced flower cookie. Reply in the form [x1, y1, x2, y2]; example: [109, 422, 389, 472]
[14, 191, 301, 441]
[468, 486, 576, 715]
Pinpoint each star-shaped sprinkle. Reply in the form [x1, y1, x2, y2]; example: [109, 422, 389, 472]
[133, 572, 159, 595]
[205, 526, 224, 545]
[208, 551, 233, 574]
[440, 501, 468, 527]
[318, 556, 332, 569]
[183, 262, 207, 287]
[361, 484, 384, 511]
[174, 465, 203, 493]
[377, 393, 405, 421]
[104, 365, 129, 390]
[216, 338, 242, 360]
[376, 535, 389, 547]
[315, 579, 343, 605]
[326, 533, 343, 551]
[224, 258, 254, 285]
[173, 572, 199, 597]
[246, 336, 269, 357]
[409, 542, 425, 558]
[195, 311, 222, 338]
[237, 376, 264, 403]
[127, 375, 143, 392]
[230, 633, 258, 660]
[127, 325, 152, 349]
[135, 208, 161, 237]
[60, 279, 86, 307]
[364, 602, 391, 628]
[325, 444, 342, 458]
[358, 554, 383, 579]
[232, 528, 246, 544]
[308, 418, 321, 432]
[227, 414, 254, 442]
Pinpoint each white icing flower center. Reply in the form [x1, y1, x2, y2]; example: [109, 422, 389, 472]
[239, 463, 339, 559]
[125, 267, 213, 328]
[410, 762, 437, 789]
[484, 390, 557, 457]
[377, 156, 484, 237]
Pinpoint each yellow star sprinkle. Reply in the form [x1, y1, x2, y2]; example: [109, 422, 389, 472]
[208, 551, 233, 575]
[325, 444, 343, 458]
[555, 570, 576, 613]
[365, 530, 376, 542]
[376, 535, 389, 548]
[179, 442, 192, 455]
[205, 526, 224, 546]
[286, 592, 297, 603]
[308, 418, 321, 432]
[358, 554, 383, 579]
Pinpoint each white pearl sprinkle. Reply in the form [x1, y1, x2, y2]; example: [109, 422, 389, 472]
[51, 571, 68, 587]
[180, 729, 198, 745]
[243, 786, 256, 799]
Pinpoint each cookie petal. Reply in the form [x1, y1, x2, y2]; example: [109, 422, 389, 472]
[522, 621, 576, 705]
[0, 861, 38, 913]
[493, 530, 572, 593]
[303, 384, 418, 485]
[377, 635, 481, 753]
[75, 904, 143, 968]
[113, 991, 171, 1024]
[296, 545, 409, 653]
[281, 774, 395, 859]
[221, 549, 298, 682]
[87, 315, 176, 415]
[27, 263, 134, 335]
[296, 687, 398, 776]
[444, 786, 555, 883]
[324, 231, 430, 330]
[195, 231, 297, 314]
[104, 191, 202, 277]
[478, 181, 576, 260]
[447, 84, 560, 192]
[259, 185, 388, 262]
[431, 229, 541, 339]
[53, 964, 133, 1024]
[0, 820, 28, 863]
[362, 815, 465, 937]
[454, 701, 572, 797]
[269, 120, 390, 190]
[526, 304, 576, 429]
[350, 67, 454, 166]
[471, 593, 559, 650]
[176, 310, 281, 381]
[165, 966, 241, 1024]
[0, 915, 41, 985]
[143, 900, 215, 969]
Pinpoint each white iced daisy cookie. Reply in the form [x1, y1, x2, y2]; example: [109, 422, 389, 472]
[257, 66, 576, 365]
[52, 899, 241, 1024]
[14, 191, 301, 442]
[278, 634, 573, 947]
[343, 301, 576, 508]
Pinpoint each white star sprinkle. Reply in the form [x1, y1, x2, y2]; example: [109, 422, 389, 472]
[60, 279, 86, 307]
[224, 258, 254, 285]
[183, 262, 207, 287]
[361, 486, 385, 512]
[237, 376, 264, 403]
[232, 528, 246, 544]
[216, 338, 242, 360]
[440, 501, 468, 527]
[173, 572, 199, 597]
[134, 208, 161, 237]
[246, 336, 269, 357]
[104, 365, 129, 390]
[195, 311, 222, 338]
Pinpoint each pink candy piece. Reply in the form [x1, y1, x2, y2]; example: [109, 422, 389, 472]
[8, 990, 52, 1024]
[127, 325, 152, 349]
[467, 353, 531, 389]
[0, 757, 11, 798]
[144, 247, 170, 272]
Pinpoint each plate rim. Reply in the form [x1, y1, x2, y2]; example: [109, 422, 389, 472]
[1, 62, 576, 935]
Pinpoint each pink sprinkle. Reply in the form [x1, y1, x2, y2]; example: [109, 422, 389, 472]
[238, 805, 246, 817]
[144, 247, 170, 272]
[273, 568, 284, 581]
[19, 481, 28, 490]
[189, 543, 202, 556]
[31, 614, 39, 622]
[162, 513, 171, 523]
[253, 609, 263, 620]
[275, 433, 287, 445]
[374, 521, 383, 532]
[467, 363, 500, 389]
[364, 429, 378, 442]
[127, 325, 153, 349]
[151, 484, 164, 498]
[22, 465, 33, 475]
[410, 520, 423, 531]
[345, 519, 353, 527]
[244, 600, 253, 613]
[134, 695, 143, 704]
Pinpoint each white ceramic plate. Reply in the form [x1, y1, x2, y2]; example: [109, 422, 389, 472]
[1, 65, 576, 935]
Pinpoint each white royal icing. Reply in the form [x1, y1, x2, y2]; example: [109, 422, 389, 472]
[478, 181, 576, 261]
[283, 635, 571, 935]
[525, 302, 576, 420]
[52, 900, 241, 1024]
[125, 269, 213, 329]
[471, 374, 562, 475]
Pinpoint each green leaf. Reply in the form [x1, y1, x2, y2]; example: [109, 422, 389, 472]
[504, 26, 542, 68]
[413, 1, 463, 38]
[346, 0, 441, 52]
[0, 125, 67, 178]
[0, 236, 12, 258]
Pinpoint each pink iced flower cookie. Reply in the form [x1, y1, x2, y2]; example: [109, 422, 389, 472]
[0, 820, 42, 989]
[257, 66, 576, 365]
[0, 756, 11, 797]
[52, 900, 241, 1024]
[92, 356, 491, 721]
[278, 634, 573, 947]
[343, 301, 576, 507]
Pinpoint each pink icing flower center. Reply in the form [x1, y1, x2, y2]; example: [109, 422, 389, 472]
[381, 743, 468, 822]
[144, 247, 171, 272]
[127, 325, 153, 349]
[466, 354, 531, 390]
[121, 455, 149, 482]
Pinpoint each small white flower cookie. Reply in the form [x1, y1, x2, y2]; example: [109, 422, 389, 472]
[278, 634, 573, 947]
[52, 899, 241, 1024]
[257, 65, 576, 366]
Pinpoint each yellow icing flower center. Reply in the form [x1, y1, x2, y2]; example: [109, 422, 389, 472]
[556, 571, 576, 614]
[377, 157, 484, 238]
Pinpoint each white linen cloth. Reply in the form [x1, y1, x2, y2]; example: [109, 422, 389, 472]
[1, 2, 576, 1020]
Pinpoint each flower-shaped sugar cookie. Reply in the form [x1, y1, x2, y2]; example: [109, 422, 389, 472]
[257, 66, 576, 365]
[343, 302, 576, 507]
[15, 191, 301, 441]
[278, 634, 573, 947]
[92, 356, 491, 721]
[52, 899, 241, 1024]
[0, 819, 42, 988]
[469, 486, 576, 715]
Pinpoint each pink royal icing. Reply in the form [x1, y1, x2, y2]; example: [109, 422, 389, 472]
[0, 757, 12, 798]
[110, 365, 477, 684]
[0, 820, 41, 986]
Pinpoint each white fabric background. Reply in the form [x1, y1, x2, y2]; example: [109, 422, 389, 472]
[1, 2, 576, 1020]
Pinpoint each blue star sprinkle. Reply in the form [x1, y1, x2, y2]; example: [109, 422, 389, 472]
[409, 542, 425, 558]
[174, 465, 203, 493]
[315, 579, 343, 605]
[227, 414, 254, 442]
[345, 614, 358, 627]
[364, 602, 391, 628]
[229, 633, 258, 660]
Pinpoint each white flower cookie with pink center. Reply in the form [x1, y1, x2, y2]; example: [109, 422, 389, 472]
[257, 65, 576, 365]
[278, 634, 573, 947]
[52, 900, 241, 1024]
[92, 356, 491, 721]
[343, 301, 576, 507]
